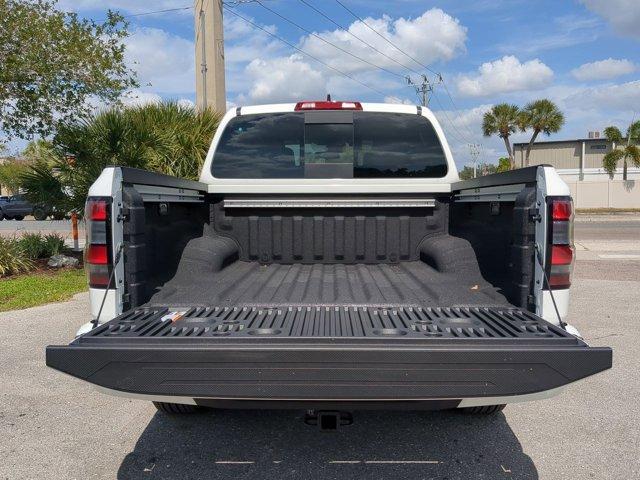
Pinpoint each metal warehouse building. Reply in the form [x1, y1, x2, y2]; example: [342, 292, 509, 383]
[513, 134, 640, 209]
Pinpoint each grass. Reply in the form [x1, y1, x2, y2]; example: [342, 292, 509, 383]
[0, 269, 87, 312]
[576, 208, 640, 214]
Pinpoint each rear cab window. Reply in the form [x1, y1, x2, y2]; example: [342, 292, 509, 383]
[212, 111, 448, 179]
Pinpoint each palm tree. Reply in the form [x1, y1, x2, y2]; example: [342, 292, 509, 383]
[602, 121, 640, 180]
[482, 104, 521, 170]
[20, 101, 221, 213]
[520, 99, 565, 166]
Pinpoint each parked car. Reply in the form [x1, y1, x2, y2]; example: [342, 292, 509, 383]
[32, 204, 67, 221]
[46, 101, 612, 427]
[0, 194, 66, 221]
[0, 194, 33, 220]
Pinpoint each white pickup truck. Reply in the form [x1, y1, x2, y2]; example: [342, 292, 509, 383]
[47, 101, 611, 427]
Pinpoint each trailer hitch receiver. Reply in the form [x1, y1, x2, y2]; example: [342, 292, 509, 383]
[304, 411, 354, 431]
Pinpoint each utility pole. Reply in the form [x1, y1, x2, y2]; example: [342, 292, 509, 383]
[195, 0, 226, 113]
[468, 143, 481, 178]
[406, 74, 442, 107]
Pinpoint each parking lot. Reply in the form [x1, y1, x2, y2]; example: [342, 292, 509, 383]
[1, 217, 638, 479]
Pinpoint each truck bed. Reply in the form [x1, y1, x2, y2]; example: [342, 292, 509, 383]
[147, 260, 510, 308]
[46, 166, 612, 407]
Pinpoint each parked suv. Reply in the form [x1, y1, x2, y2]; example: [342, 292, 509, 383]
[0, 194, 33, 220]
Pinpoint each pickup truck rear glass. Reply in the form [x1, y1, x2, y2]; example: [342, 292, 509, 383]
[212, 112, 448, 179]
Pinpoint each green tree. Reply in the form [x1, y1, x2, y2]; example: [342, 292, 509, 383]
[0, 158, 31, 194]
[496, 157, 511, 173]
[20, 102, 221, 213]
[520, 99, 565, 166]
[482, 104, 521, 170]
[458, 163, 498, 180]
[602, 122, 640, 180]
[22, 140, 57, 165]
[0, 0, 137, 139]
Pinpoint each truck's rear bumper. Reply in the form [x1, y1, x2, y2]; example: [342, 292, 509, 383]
[46, 305, 612, 403]
[47, 341, 611, 401]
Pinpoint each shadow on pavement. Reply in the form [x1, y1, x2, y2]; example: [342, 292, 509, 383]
[118, 408, 537, 479]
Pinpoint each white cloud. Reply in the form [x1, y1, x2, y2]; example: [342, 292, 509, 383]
[299, 9, 467, 74]
[226, 9, 467, 105]
[571, 58, 636, 81]
[124, 27, 194, 94]
[238, 55, 328, 104]
[120, 90, 162, 106]
[224, 16, 281, 66]
[565, 80, 640, 112]
[436, 104, 493, 133]
[501, 15, 600, 55]
[580, 0, 640, 38]
[432, 104, 493, 163]
[176, 98, 195, 109]
[384, 96, 415, 105]
[456, 56, 554, 97]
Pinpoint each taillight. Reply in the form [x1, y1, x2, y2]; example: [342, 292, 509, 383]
[547, 197, 574, 289]
[86, 245, 109, 265]
[294, 101, 363, 111]
[84, 197, 113, 288]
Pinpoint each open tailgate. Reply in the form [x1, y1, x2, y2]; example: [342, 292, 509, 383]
[47, 305, 612, 401]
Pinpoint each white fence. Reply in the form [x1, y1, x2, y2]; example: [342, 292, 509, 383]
[563, 179, 640, 209]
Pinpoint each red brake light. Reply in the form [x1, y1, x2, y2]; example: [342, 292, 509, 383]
[552, 200, 572, 221]
[86, 244, 109, 265]
[551, 245, 573, 265]
[87, 200, 108, 221]
[547, 197, 575, 290]
[294, 101, 363, 111]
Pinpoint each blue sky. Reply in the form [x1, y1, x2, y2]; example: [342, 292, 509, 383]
[18, 1, 640, 167]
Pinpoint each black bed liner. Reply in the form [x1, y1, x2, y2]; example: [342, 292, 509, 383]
[147, 261, 510, 308]
[46, 305, 612, 403]
[84, 305, 568, 340]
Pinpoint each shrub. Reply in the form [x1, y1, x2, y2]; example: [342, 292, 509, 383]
[17, 232, 66, 260]
[43, 233, 66, 257]
[18, 233, 46, 259]
[0, 237, 34, 277]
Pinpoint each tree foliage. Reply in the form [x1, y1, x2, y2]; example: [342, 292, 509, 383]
[0, 157, 31, 194]
[520, 99, 565, 166]
[496, 157, 511, 172]
[602, 121, 640, 180]
[458, 163, 500, 180]
[0, 0, 137, 139]
[482, 104, 521, 170]
[20, 102, 222, 213]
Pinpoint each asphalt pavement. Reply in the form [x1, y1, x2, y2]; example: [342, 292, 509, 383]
[0, 218, 638, 479]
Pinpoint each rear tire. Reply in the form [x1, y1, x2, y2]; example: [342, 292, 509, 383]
[153, 401, 203, 414]
[14, 215, 24, 221]
[459, 404, 506, 415]
[33, 207, 48, 221]
[0, 211, 4, 221]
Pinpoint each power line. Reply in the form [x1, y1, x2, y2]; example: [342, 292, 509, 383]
[333, 0, 439, 76]
[431, 91, 471, 146]
[439, 79, 477, 140]
[223, 6, 387, 97]
[117, 1, 264, 20]
[296, 0, 421, 76]
[253, 1, 405, 79]
[121, 6, 192, 18]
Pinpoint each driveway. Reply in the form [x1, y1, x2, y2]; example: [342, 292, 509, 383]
[0, 220, 638, 479]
